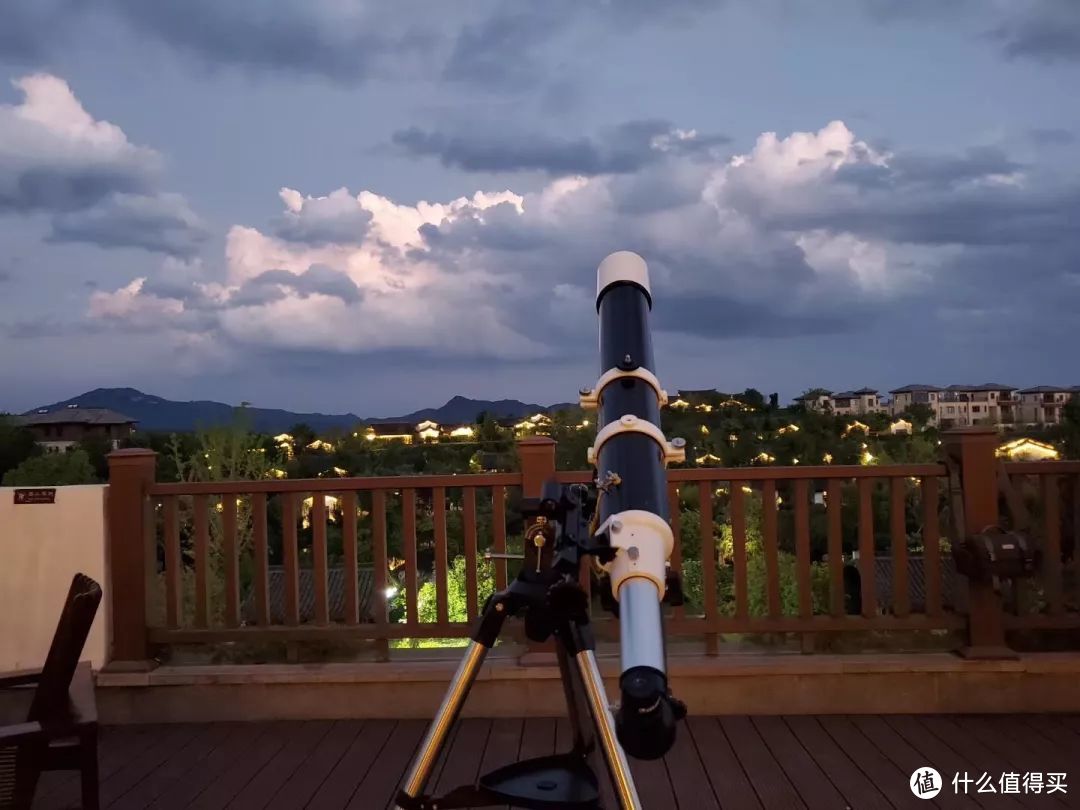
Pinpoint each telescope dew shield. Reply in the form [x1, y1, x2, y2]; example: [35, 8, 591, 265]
[583, 251, 685, 761]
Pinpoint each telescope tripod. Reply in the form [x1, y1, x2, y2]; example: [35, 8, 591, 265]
[395, 485, 644, 810]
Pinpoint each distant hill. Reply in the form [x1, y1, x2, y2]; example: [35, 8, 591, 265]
[24, 388, 575, 433]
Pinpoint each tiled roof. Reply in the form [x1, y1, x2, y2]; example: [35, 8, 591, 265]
[23, 407, 136, 426]
[241, 566, 376, 624]
[833, 388, 877, 398]
[1019, 385, 1076, 394]
[889, 384, 945, 394]
[945, 383, 1016, 393]
[870, 556, 963, 614]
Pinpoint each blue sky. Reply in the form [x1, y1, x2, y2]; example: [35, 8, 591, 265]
[1, 1, 1078, 417]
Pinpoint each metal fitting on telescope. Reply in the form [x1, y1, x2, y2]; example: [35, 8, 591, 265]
[594, 509, 674, 599]
[579, 366, 669, 410]
[586, 415, 686, 467]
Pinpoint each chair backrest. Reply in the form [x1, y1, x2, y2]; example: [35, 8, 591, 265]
[27, 573, 102, 728]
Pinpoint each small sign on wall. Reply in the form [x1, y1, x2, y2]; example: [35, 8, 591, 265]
[14, 488, 56, 505]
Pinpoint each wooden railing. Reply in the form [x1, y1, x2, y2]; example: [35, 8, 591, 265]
[103, 430, 1079, 668]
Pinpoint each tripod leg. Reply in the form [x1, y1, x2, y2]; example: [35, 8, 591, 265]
[556, 641, 591, 754]
[575, 650, 642, 810]
[396, 641, 487, 808]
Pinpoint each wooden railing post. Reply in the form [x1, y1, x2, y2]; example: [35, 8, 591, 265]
[942, 427, 1013, 659]
[516, 436, 557, 665]
[105, 448, 158, 671]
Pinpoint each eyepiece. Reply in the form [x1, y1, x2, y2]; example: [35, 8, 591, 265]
[614, 667, 681, 760]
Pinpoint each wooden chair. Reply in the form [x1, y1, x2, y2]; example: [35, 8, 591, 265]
[0, 573, 103, 810]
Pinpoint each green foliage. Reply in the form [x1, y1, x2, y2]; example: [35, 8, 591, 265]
[746, 552, 831, 617]
[77, 433, 114, 480]
[2, 448, 98, 486]
[416, 556, 496, 623]
[0, 414, 39, 480]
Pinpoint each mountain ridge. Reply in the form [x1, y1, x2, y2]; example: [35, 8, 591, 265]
[22, 387, 574, 433]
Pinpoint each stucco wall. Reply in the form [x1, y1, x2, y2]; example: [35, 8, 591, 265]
[0, 485, 110, 672]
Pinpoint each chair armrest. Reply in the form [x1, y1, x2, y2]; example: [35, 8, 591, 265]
[0, 721, 44, 745]
[0, 668, 43, 689]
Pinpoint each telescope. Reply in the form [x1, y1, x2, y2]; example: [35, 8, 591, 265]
[396, 251, 685, 810]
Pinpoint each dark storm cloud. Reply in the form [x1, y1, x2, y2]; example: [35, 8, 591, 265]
[392, 120, 729, 176]
[653, 293, 859, 339]
[0, 0, 76, 61]
[1029, 128, 1076, 146]
[242, 266, 363, 305]
[98, 0, 438, 82]
[990, 0, 1080, 62]
[0, 166, 153, 215]
[46, 193, 208, 257]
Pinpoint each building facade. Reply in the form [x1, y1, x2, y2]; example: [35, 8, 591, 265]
[23, 406, 136, 452]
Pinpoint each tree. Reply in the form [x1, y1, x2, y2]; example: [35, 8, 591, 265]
[0, 415, 39, 480]
[2, 449, 97, 486]
[77, 434, 114, 480]
[1061, 396, 1080, 459]
[740, 388, 766, 409]
[901, 403, 935, 431]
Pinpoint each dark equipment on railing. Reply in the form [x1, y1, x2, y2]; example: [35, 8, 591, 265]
[945, 458, 1039, 595]
[394, 252, 685, 810]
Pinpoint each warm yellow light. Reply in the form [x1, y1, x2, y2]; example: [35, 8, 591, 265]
[366, 433, 376, 442]
[301, 494, 341, 528]
[995, 438, 1059, 460]
[778, 424, 800, 435]
[581, 419, 589, 427]
[669, 398, 690, 409]
[844, 421, 870, 436]
[700, 425, 709, 435]
[792, 458, 800, 464]
[306, 439, 334, 451]
[753, 452, 775, 464]
[823, 453, 833, 463]
[273, 433, 294, 444]
[861, 450, 875, 465]
[695, 452, 723, 464]
[332, 466, 348, 476]
[741, 485, 754, 494]
[450, 426, 475, 438]
[418, 427, 440, 440]
[267, 468, 287, 479]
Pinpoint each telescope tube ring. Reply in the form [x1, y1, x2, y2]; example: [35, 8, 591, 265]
[586, 414, 686, 467]
[579, 366, 669, 410]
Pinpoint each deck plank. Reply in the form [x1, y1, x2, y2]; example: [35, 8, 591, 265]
[306, 719, 394, 810]
[689, 716, 762, 810]
[721, 715, 805, 809]
[264, 720, 364, 809]
[150, 722, 274, 810]
[665, 717, 719, 810]
[225, 720, 333, 809]
[819, 715, 925, 810]
[753, 716, 847, 809]
[342, 719, 426, 810]
[30, 712, 1080, 810]
[784, 716, 893, 810]
[884, 715, 1025, 810]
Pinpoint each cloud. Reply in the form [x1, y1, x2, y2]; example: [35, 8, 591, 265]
[990, 0, 1080, 62]
[392, 120, 730, 176]
[0, 73, 209, 257]
[0, 74, 159, 214]
[85, 119, 1080, 366]
[1029, 128, 1076, 145]
[273, 188, 373, 245]
[46, 192, 208, 257]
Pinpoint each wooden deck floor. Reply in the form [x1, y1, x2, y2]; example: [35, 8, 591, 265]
[32, 715, 1080, 809]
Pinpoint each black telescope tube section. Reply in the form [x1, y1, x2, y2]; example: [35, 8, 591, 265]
[595, 280, 676, 760]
